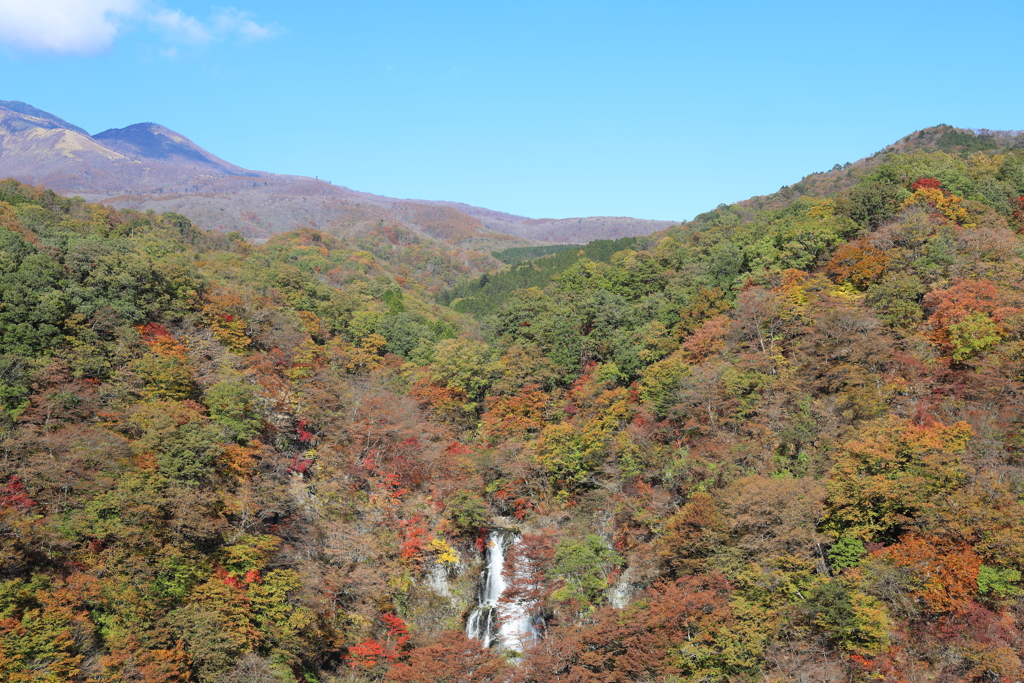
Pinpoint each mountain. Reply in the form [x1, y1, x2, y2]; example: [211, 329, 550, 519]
[92, 122, 256, 175]
[0, 99, 89, 136]
[0, 101, 674, 246]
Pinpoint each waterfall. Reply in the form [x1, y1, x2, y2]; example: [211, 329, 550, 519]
[608, 563, 637, 609]
[465, 529, 540, 652]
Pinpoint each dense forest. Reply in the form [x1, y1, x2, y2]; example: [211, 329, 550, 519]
[3, 125, 1024, 683]
[438, 237, 639, 315]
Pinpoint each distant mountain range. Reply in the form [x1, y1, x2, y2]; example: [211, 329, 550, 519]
[0, 100, 675, 246]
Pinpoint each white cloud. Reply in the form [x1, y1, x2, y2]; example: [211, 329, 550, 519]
[0, 0, 140, 55]
[149, 8, 212, 43]
[212, 7, 281, 41]
[0, 0, 281, 55]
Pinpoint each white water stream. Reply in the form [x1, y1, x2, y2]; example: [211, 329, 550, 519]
[465, 530, 540, 651]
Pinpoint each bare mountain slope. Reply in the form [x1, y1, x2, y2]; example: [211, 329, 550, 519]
[0, 99, 90, 136]
[0, 101, 675, 246]
[409, 199, 675, 242]
[93, 122, 256, 175]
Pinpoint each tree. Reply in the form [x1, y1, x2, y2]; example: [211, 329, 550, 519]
[428, 338, 498, 413]
[825, 240, 890, 288]
[128, 401, 222, 485]
[803, 579, 891, 656]
[823, 417, 973, 542]
[877, 534, 982, 615]
[0, 577, 89, 683]
[719, 475, 827, 561]
[0, 230, 66, 356]
[385, 631, 504, 683]
[206, 382, 263, 443]
[657, 492, 728, 576]
[842, 179, 907, 227]
[921, 278, 1017, 361]
[550, 535, 623, 616]
[515, 575, 747, 683]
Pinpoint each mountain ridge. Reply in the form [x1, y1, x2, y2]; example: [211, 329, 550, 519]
[0, 100, 675, 246]
[93, 122, 257, 176]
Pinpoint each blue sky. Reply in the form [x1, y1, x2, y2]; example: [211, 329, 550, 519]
[1, 0, 1022, 221]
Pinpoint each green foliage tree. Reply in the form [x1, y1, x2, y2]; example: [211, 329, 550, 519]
[129, 402, 222, 484]
[441, 490, 488, 537]
[804, 579, 891, 656]
[551, 535, 623, 614]
[206, 382, 263, 443]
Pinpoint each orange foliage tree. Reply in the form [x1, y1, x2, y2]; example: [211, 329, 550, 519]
[921, 278, 1017, 361]
[901, 179, 975, 227]
[879, 534, 982, 615]
[824, 416, 973, 542]
[825, 240, 891, 288]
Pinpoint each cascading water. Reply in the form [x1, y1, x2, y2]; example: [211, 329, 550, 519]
[465, 529, 540, 652]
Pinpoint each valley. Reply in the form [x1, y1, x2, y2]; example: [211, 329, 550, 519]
[1, 121, 1024, 682]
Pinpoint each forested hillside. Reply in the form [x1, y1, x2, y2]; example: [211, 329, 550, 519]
[438, 237, 640, 315]
[4, 126, 1024, 683]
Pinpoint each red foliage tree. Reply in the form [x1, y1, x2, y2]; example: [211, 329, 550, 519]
[502, 533, 556, 618]
[398, 515, 431, 567]
[880, 534, 982, 615]
[0, 476, 36, 512]
[347, 613, 411, 669]
[514, 575, 735, 683]
[1011, 195, 1024, 233]
[911, 177, 943, 191]
[385, 630, 505, 683]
